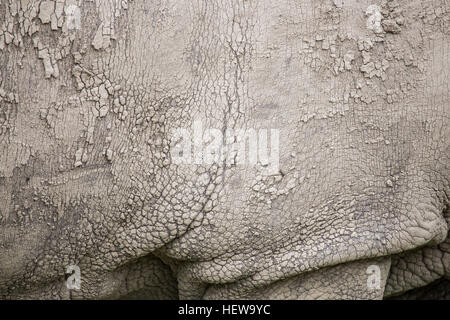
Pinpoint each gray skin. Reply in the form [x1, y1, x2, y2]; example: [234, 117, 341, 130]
[0, 0, 449, 299]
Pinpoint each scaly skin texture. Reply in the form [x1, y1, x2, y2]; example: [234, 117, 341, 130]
[0, 0, 449, 299]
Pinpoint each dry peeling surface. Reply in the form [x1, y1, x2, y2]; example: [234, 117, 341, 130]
[0, 0, 449, 299]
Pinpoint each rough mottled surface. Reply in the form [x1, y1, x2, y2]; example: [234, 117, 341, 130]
[0, 0, 449, 299]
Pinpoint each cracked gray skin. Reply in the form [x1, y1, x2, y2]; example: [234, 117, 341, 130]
[0, 0, 449, 299]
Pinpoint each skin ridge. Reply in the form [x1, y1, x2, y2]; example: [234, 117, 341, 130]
[0, 0, 449, 299]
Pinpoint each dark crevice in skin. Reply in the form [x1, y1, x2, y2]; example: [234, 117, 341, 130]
[443, 205, 450, 225]
[1, 0, 449, 300]
[386, 278, 450, 300]
[383, 225, 450, 299]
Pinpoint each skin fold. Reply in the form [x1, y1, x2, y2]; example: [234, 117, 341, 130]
[0, 0, 449, 299]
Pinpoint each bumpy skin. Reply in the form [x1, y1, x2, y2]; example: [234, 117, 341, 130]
[0, 0, 449, 299]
